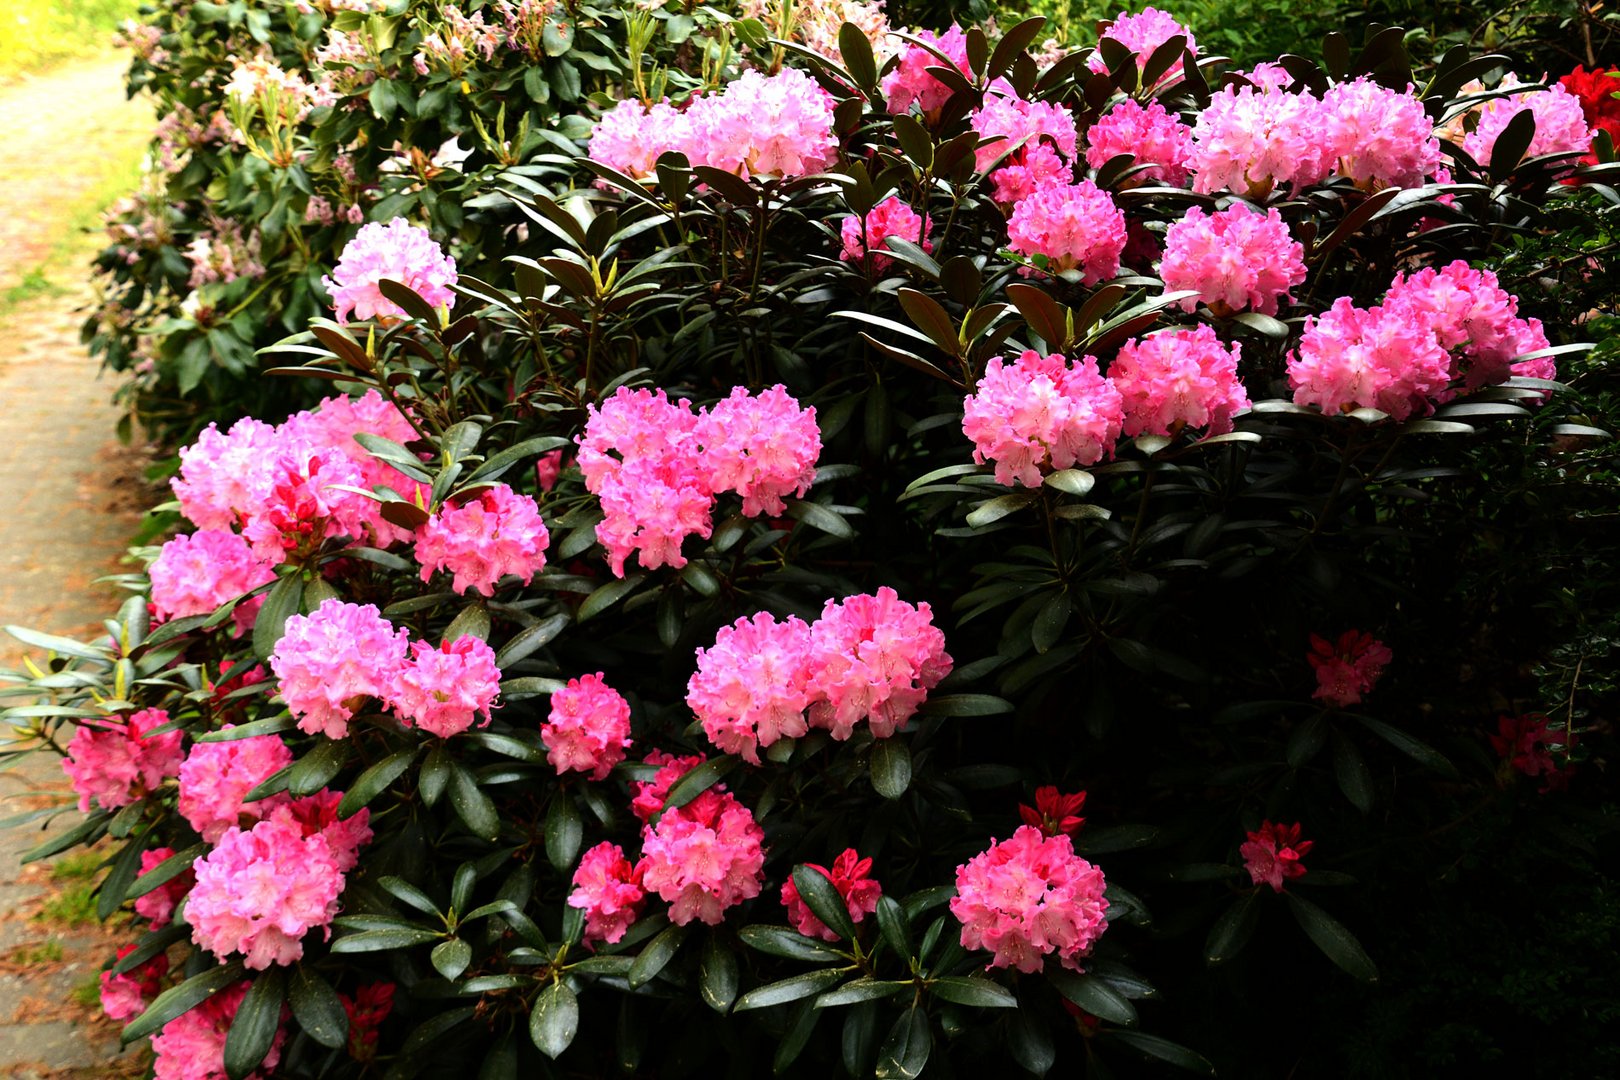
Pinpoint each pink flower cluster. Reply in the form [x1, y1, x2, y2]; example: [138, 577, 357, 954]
[1459, 75, 1594, 167]
[414, 483, 550, 596]
[100, 944, 168, 1022]
[1006, 180, 1127, 283]
[135, 847, 194, 927]
[148, 529, 276, 627]
[1089, 7, 1197, 80]
[589, 68, 837, 181]
[568, 841, 646, 946]
[178, 729, 295, 842]
[1307, 630, 1392, 708]
[1159, 204, 1306, 316]
[1321, 77, 1444, 190]
[1490, 713, 1576, 792]
[1085, 98, 1194, 186]
[152, 980, 286, 1080]
[61, 708, 182, 814]
[962, 349, 1125, 487]
[391, 636, 503, 737]
[542, 673, 633, 780]
[950, 825, 1110, 973]
[322, 218, 457, 324]
[971, 86, 1078, 174]
[1110, 326, 1250, 438]
[687, 589, 952, 762]
[187, 794, 372, 969]
[1383, 260, 1552, 389]
[1241, 820, 1312, 891]
[840, 195, 932, 272]
[881, 25, 971, 118]
[780, 848, 883, 941]
[629, 750, 707, 822]
[637, 788, 766, 925]
[578, 385, 820, 576]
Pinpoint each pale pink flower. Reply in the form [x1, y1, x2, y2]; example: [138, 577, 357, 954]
[568, 841, 647, 946]
[637, 790, 765, 925]
[61, 709, 182, 814]
[950, 825, 1109, 973]
[695, 385, 821, 516]
[1287, 298, 1453, 419]
[100, 945, 168, 1022]
[688, 612, 814, 764]
[171, 417, 281, 531]
[1321, 78, 1443, 190]
[630, 750, 707, 822]
[588, 98, 690, 180]
[1240, 820, 1313, 892]
[1006, 180, 1127, 284]
[806, 587, 952, 740]
[1307, 630, 1392, 708]
[542, 673, 633, 781]
[178, 730, 295, 842]
[322, 218, 457, 324]
[962, 349, 1125, 487]
[1159, 204, 1306, 316]
[840, 195, 933, 271]
[1238, 62, 1293, 92]
[414, 484, 550, 596]
[1461, 76, 1593, 167]
[685, 68, 838, 179]
[391, 636, 502, 737]
[269, 598, 409, 738]
[1190, 84, 1332, 197]
[881, 25, 971, 117]
[151, 980, 285, 1080]
[970, 88, 1078, 173]
[149, 529, 276, 623]
[1084, 98, 1194, 186]
[265, 789, 373, 873]
[1089, 7, 1197, 80]
[780, 848, 882, 941]
[134, 847, 194, 927]
[1110, 326, 1250, 437]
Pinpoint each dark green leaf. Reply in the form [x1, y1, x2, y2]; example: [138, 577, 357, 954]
[545, 793, 583, 873]
[450, 763, 501, 840]
[1049, 970, 1137, 1025]
[1205, 889, 1260, 965]
[735, 968, 847, 1012]
[252, 574, 303, 661]
[700, 935, 739, 1013]
[917, 693, 1014, 717]
[432, 938, 473, 980]
[792, 865, 859, 941]
[288, 738, 350, 797]
[738, 925, 850, 962]
[870, 739, 912, 799]
[929, 976, 1016, 1009]
[661, 756, 739, 814]
[1285, 892, 1378, 981]
[337, 746, 418, 819]
[288, 966, 348, 1049]
[331, 927, 442, 952]
[816, 979, 910, 1007]
[1353, 716, 1456, 776]
[875, 1005, 931, 1080]
[629, 922, 688, 988]
[529, 982, 579, 1059]
[123, 962, 245, 1042]
[1333, 730, 1374, 813]
[1105, 1031, 1216, 1075]
[1007, 1007, 1055, 1076]
[223, 969, 285, 1080]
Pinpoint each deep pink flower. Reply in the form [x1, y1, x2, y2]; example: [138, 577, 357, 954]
[1159, 204, 1306, 316]
[100, 944, 168, 1022]
[1109, 325, 1250, 438]
[568, 841, 647, 946]
[1490, 714, 1576, 792]
[542, 673, 633, 781]
[695, 385, 821, 517]
[1383, 260, 1550, 388]
[962, 349, 1125, 486]
[1307, 630, 1392, 708]
[134, 847, 194, 927]
[950, 825, 1109, 973]
[1084, 98, 1193, 186]
[840, 195, 933, 271]
[177, 729, 295, 842]
[881, 25, 971, 118]
[1240, 820, 1313, 892]
[414, 484, 550, 596]
[637, 790, 766, 925]
[780, 848, 883, 941]
[267, 789, 373, 872]
[61, 708, 183, 814]
[148, 529, 276, 623]
[322, 218, 457, 324]
[171, 418, 280, 532]
[989, 142, 1072, 205]
[689, 612, 813, 764]
[1287, 297, 1453, 419]
[390, 635, 502, 737]
[152, 980, 285, 1080]
[238, 446, 371, 565]
[629, 750, 708, 822]
[806, 587, 952, 740]
[970, 88, 1078, 174]
[1018, 786, 1087, 837]
[269, 598, 409, 738]
[1006, 180, 1127, 284]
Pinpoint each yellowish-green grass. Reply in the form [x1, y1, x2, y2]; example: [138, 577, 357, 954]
[0, 0, 142, 81]
[34, 877, 100, 926]
[8, 937, 66, 964]
[50, 848, 107, 881]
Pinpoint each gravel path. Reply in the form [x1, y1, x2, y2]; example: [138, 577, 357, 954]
[0, 53, 155, 1079]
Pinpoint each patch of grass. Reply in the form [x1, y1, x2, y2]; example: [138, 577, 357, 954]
[72, 976, 103, 1010]
[1, 267, 71, 307]
[50, 849, 106, 881]
[0, 0, 142, 81]
[34, 880, 99, 927]
[9, 938, 65, 964]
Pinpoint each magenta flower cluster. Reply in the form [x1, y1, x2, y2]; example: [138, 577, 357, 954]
[414, 484, 551, 596]
[950, 825, 1110, 973]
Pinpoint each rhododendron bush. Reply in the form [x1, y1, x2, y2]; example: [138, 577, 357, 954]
[7, 6, 1620, 1078]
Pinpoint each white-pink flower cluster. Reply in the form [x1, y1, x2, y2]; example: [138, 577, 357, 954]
[687, 587, 953, 763]
[881, 25, 971, 117]
[949, 825, 1110, 973]
[1006, 180, 1128, 283]
[1159, 204, 1307, 316]
[1089, 6, 1197, 80]
[321, 218, 457, 324]
[177, 728, 295, 842]
[578, 385, 821, 577]
[414, 485, 550, 596]
[962, 350, 1125, 487]
[391, 637, 504, 738]
[1457, 75, 1594, 167]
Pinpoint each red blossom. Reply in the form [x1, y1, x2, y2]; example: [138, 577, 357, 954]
[1240, 820, 1313, 892]
[1490, 713, 1576, 793]
[781, 848, 883, 941]
[1018, 786, 1088, 837]
[341, 982, 395, 1062]
[1307, 630, 1392, 708]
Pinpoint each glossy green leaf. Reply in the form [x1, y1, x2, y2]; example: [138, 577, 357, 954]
[1286, 892, 1378, 981]
[288, 966, 348, 1049]
[223, 969, 285, 1080]
[792, 864, 859, 941]
[875, 1005, 931, 1080]
[529, 982, 579, 1059]
[735, 968, 847, 1012]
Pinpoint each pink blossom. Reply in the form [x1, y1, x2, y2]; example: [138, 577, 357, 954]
[1238, 62, 1293, 92]
[293, 389, 428, 545]
[1287, 298, 1453, 419]
[1240, 820, 1313, 892]
[391, 635, 502, 737]
[695, 385, 821, 516]
[568, 841, 647, 946]
[171, 418, 281, 531]
[970, 88, 1078, 173]
[685, 68, 839, 179]
[100, 944, 168, 1022]
[134, 847, 194, 927]
[989, 143, 1073, 205]
[637, 790, 765, 925]
[1006, 180, 1127, 284]
[588, 98, 690, 180]
[806, 587, 953, 740]
[1089, 7, 1197, 80]
[1383, 260, 1550, 388]
[949, 825, 1109, 973]
[535, 449, 565, 491]
[1084, 98, 1194, 186]
[542, 673, 633, 781]
[688, 612, 813, 764]
[238, 446, 371, 565]
[1307, 630, 1392, 708]
[322, 218, 458, 324]
[1159, 204, 1306, 316]
[414, 484, 550, 595]
[152, 980, 285, 1080]
[266, 789, 373, 872]
[1321, 77, 1443, 190]
[1190, 84, 1331, 197]
[149, 529, 276, 623]
[962, 349, 1125, 487]
[881, 25, 971, 117]
[1461, 76, 1593, 168]
[630, 750, 708, 822]
[1110, 326, 1250, 437]
[780, 848, 882, 941]
[178, 730, 295, 842]
[61, 708, 183, 814]
[840, 195, 933, 271]
[270, 598, 409, 738]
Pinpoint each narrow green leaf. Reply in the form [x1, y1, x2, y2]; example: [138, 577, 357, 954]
[123, 962, 245, 1042]
[929, 976, 1016, 1009]
[1106, 1031, 1216, 1075]
[337, 746, 418, 819]
[1285, 892, 1378, 981]
[792, 865, 859, 942]
[870, 739, 912, 799]
[738, 925, 850, 962]
[629, 922, 688, 988]
[252, 574, 304, 661]
[288, 738, 350, 797]
[875, 1006, 932, 1080]
[223, 969, 285, 1080]
[545, 794, 583, 873]
[449, 763, 501, 840]
[330, 927, 442, 952]
[735, 968, 847, 1012]
[1205, 890, 1260, 965]
[1048, 971, 1137, 1026]
[816, 978, 910, 1008]
[700, 935, 739, 1013]
[917, 694, 1013, 717]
